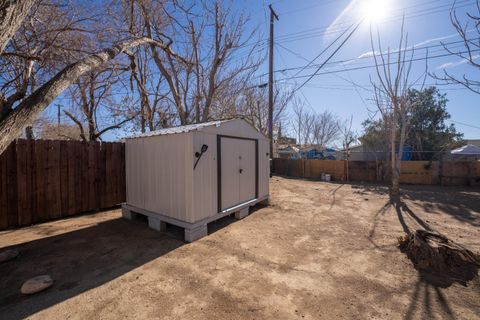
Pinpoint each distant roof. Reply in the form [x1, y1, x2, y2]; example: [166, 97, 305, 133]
[277, 145, 299, 152]
[125, 119, 234, 139]
[466, 139, 480, 147]
[451, 144, 480, 155]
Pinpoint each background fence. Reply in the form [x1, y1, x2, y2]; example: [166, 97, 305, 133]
[0, 139, 125, 230]
[272, 158, 480, 187]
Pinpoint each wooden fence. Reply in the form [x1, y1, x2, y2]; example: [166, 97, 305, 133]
[272, 158, 480, 186]
[0, 139, 125, 230]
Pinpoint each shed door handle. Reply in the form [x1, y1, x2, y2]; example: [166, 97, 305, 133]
[239, 169, 243, 174]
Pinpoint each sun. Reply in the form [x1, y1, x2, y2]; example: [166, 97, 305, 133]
[360, 0, 391, 23]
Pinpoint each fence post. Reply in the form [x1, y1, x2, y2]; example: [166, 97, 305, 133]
[302, 158, 305, 178]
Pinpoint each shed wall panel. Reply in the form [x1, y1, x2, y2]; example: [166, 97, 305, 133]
[126, 139, 145, 208]
[258, 139, 270, 198]
[192, 133, 218, 221]
[143, 135, 190, 221]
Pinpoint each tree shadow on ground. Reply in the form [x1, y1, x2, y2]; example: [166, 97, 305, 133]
[366, 195, 478, 318]
[400, 186, 480, 228]
[0, 217, 185, 319]
[404, 271, 458, 320]
[353, 183, 480, 228]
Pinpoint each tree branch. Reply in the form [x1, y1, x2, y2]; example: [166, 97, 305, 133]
[0, 36, 171, 154]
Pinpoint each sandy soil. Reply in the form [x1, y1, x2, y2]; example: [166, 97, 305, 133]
[1, 177, 479, 319]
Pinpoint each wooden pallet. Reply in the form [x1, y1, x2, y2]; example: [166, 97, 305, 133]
[122, 195, 269, 242]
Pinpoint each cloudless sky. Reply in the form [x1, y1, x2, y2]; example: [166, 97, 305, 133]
[44, 0, 480, 142]
[238, 0, 480, 141]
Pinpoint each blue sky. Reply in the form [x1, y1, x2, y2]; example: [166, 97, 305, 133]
[44, 0, 480, 141]
[242, 0, 480, 140]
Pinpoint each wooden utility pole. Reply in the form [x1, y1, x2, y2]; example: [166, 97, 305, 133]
[268, 4, 278, 160]
[57, 104, 61, 127]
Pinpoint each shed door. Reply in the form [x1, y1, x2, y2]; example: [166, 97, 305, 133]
[220, 137, 256, 211]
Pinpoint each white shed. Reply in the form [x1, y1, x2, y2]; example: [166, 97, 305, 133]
[122, 118, 270, 242]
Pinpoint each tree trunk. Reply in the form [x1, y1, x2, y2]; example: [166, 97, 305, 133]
[0, 0, 35, 55]
[390, 117, 400, 195]
[0, 37, 167, 154]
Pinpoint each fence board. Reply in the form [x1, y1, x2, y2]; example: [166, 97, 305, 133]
[400, 161, 432, 185]
[66, 141, 77, 216]
[0, 142, 11, 229]
[272, 158, 480, 187]
[59, 141, 69, 214]
[0, 139, 126, 230]
[16, 140, 32, 226]
[34, 141, 45, 223]
[6, 141, 18, 227]
[304, 160, 345, 181]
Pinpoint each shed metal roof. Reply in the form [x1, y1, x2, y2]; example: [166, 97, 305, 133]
[126, 119, 235, 139]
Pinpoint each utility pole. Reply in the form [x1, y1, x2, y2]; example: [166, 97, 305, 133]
[268, 4, 278, 160]
[57, 104, 61, 128]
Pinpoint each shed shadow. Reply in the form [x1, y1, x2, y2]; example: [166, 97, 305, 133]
[0, 217, 184, 319]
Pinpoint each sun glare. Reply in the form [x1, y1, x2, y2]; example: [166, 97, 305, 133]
[360, 0, 391, 23]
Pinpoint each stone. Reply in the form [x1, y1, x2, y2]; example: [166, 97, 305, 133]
[21, 275, 54, 295]
[0, 249, 19, 263]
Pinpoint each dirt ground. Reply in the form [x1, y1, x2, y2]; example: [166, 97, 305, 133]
[1, 177, 479, 320]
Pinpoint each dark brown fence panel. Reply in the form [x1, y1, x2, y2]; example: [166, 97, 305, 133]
[273, 158, 304, 177]
[0, 141, 17, 229]
[0, 139, 126, 230]
[348, 161, 379, 182]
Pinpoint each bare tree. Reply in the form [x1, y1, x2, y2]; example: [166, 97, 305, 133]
[217, 83, 291, 136]
[64, 68, 137, 142]
[311, 110, 340, 148]
[0, 36, 181, 154]
[291, 100, 340, 147]
[291, 98, 305, 145]
[433, 1, 480, 94]
[1, 1, 93, 129]
[340, 115, 357, 181]
[36, 117, 83, 140]
[0, 0, 35, 55]
[133, 0, 261, 125]
[302, 112, 316, 145]
[115, 0, 174, 132]
[370, 19, 424, 196]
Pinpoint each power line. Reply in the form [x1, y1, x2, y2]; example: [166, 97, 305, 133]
[238, 0, 475, 51]
[450, 120, 480, 130]
[292, 22, 357, 78]
[256, 38, 479, 79]
[293, 20, 364, 93]
[274, 44, 316, 113]
[275, 49, 480, 84]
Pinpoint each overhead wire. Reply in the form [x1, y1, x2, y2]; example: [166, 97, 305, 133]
[292, 19, 364, 93]
[238, 0, 475, 51]
[254, 38, 479, 79]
